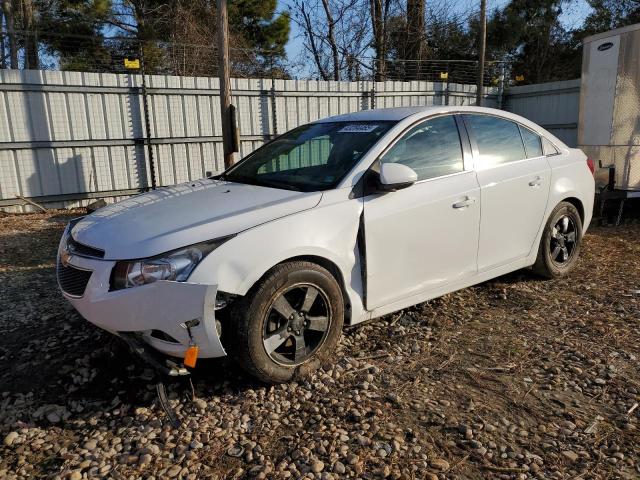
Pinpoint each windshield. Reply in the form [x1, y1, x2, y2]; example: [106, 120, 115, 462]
[221, 121, 395, 191]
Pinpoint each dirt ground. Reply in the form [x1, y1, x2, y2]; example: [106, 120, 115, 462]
[0, 210, 638, 480]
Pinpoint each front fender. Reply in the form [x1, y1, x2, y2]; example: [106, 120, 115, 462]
[188, 190, 367, 323]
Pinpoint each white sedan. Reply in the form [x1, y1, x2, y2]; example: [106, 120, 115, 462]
[57, 106, 595, 383]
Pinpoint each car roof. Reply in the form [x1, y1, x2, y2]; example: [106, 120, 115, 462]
[313, 105, 518, 123]
[312, 105, 569, 151]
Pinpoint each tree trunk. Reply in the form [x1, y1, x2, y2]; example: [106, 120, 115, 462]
[370, 0, 383, 81]
[21, 0, 39, 69]
[321, 0, 340, 81]
[2, 0, 18, 68]
[406, 0, 425, 79]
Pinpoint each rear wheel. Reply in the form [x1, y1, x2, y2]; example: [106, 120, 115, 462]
[232, 261, 344, 383]
[533, 201, 583, 278]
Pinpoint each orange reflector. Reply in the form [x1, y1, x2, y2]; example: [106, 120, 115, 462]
[184, 345, 199, 368]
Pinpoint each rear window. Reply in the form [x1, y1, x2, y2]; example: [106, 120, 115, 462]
[464, 115, 526, 168]
[542, 137, 560, 156]
[519, 126, 543, 158]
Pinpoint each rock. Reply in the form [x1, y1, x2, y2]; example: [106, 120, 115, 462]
[310, 460, 324, 473]
[69, 471, 82, 480]
[193, 398, 207, 411]
[430, 458, 450, 471]
[167, 465, 182, 477]
[562, 451, 579, 462]
[83, 440, 98, 451]
[3, 432, 18, 447]
[139, 454, 152, 465]
[47, 412, 61, 423]
[333, 461, 346, 474]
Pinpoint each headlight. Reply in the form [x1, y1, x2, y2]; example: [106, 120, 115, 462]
[111, 237, 231, 290]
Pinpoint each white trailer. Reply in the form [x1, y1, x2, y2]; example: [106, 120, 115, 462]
[578, 23, 640, 195]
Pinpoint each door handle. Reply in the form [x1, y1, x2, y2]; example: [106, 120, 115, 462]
[452, 196, 476, 209]
[529, 176, 543, 187]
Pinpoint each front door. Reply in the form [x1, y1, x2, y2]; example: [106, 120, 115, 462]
[463, 114, 552, 271]
[363, 115, 481, 310]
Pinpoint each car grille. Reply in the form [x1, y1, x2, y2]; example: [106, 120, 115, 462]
[57, 259, 92, 297]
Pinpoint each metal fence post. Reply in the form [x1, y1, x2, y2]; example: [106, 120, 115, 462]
[139, 44, 156, 190]
[445, 63, 450, 106]
[497, 62, 506, 110]
[360, 79, 369, 110]
[270, 80, 278, 137]
[370, 58, 378, 109]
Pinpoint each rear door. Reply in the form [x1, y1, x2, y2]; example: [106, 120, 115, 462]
[463, 114, 551, 272]
[363, 114, 481, 310]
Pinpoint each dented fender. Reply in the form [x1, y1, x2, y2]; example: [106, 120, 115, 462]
[188, 188, 369, 324]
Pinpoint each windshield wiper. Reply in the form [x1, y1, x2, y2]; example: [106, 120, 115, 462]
[257, 178, 302, 191]
[224, 175, 301, 192]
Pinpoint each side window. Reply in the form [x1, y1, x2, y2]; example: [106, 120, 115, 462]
[519, 126, 543, 158]
[542, 137, 559, 156]
[380, 115, 464, 181]
[464, 115, 526, 168]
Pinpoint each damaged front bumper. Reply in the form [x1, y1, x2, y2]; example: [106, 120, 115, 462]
[56, 230, 227, 361]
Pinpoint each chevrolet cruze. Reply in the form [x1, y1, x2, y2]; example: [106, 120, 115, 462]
[57, 106, 595, 383]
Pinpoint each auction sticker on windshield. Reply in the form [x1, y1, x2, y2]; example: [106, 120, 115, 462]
[338, 124, 379, 133]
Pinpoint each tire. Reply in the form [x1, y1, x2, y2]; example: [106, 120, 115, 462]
[231, 261, 344, 383]
[533, 201, 583, 278]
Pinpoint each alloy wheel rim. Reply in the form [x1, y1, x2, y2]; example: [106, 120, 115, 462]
[262, 283, 332, 366]
[550, 215, 577, 266]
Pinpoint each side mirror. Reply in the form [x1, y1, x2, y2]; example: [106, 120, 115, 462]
[378, 163, 418, 191]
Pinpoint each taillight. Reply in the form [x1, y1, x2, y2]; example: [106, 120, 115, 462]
[586, 158, 595, 176]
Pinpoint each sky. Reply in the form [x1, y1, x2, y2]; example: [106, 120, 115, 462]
[278, 0, 594, 64]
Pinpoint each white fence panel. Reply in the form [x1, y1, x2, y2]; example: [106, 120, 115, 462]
[1, 69, 512, 210]
[503, 79, 580, 147]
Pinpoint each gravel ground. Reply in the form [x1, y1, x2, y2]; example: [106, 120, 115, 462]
[0, 210, 638, 480]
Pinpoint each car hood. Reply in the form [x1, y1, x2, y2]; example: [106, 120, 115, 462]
[71, 179, 322, 259]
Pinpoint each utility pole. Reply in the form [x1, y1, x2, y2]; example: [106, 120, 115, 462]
[476, 0, 487, 106]
[217, 0, 236, 169]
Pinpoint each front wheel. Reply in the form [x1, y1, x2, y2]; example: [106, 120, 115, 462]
[533, 201, 583, 278]
[231, 261, 344, 383]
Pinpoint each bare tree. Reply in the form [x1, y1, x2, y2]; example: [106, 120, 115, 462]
[292, 0, 372, 81]
[298, 1, 330, 80]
